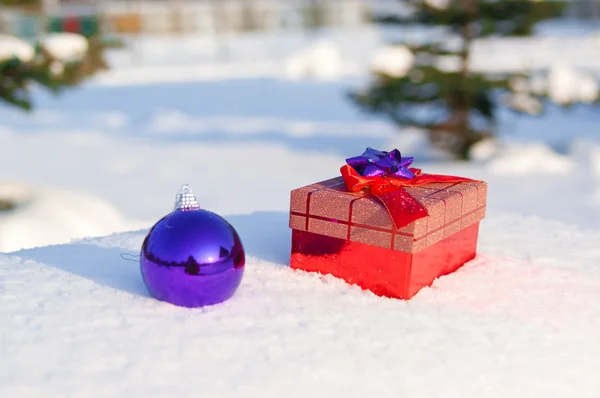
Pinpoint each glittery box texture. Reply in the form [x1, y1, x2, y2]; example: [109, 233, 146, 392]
[289, 177, 487, 299]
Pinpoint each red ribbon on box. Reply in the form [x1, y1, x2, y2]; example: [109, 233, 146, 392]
[341, 149, 479, 229]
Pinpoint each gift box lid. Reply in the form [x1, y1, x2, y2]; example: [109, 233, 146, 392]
[289, 176, 487, 253]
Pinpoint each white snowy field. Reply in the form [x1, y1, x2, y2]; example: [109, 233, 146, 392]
[2, 25, 600, 397]
[1, 78, 599, 231]
[2, 214, 600, 398]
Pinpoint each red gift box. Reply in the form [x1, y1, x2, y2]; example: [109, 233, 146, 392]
[289, 171, 487, 299]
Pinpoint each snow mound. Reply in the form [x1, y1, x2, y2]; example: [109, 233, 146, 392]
[370, 45, 414, 77]
[0, 182, 132, 252]
[40, 33, 89, 63]
[425, 0, 451, 9]
[470, 138, 502, 162]
[487, 143, 573, 175]
[506, 92, 542, 115]
[548, 64, 598, 104]
[0, 34, 35, 63]
[284, 41, 344, 80]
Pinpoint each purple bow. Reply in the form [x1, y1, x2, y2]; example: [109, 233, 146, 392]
[346, 148, 415, 179]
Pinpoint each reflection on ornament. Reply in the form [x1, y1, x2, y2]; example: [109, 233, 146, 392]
[140, 184, 245, 307]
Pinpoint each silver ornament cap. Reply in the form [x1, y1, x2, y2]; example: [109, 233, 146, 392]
[174, 184, 200, 211]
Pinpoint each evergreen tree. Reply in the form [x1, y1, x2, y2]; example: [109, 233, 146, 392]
[351, 0, 571, 160]
[0, 0, 113, 111]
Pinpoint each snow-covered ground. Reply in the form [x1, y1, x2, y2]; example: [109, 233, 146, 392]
[2, 25, 600, 397]
[2, 214, 600, 398]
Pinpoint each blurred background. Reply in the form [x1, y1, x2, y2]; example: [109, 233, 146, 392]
[1, 0, 600, 252]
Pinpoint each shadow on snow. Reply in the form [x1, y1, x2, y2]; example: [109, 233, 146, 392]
[11, 211, 291, 298]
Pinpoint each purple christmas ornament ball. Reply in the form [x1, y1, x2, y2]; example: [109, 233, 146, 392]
[140, 185, 245, 308]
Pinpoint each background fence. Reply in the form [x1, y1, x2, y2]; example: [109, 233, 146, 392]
[3, 0, 600, 41]
[0, 0, 370, 38]
[2, 0, 600, 69]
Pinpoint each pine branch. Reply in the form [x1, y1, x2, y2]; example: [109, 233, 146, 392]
[0, 0, 40, 6]
[375, 0, 566, 37]
[407, 44, 461, 56]
[1, 35, 113, 110]
[478, 1, 566, 36]
[354, 0, 579, 159]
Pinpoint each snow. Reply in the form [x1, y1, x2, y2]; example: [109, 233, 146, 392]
[2, 213, 600, 397]
[504, 64, 599, 111]
[0, 32, 88, 68]
[0, 182, 139, 253]
[40, 33, 89, 63]
[284, 40, 345, 80]
[97, 28, 380, 86]
[2, 25, 600, 396]
[370, 45, 414, 77]
[90, 29, 600, 108]
[425, 0, 451, 10]
[469, 138, 501, 162]
[0, 34, 35, 63]
[548, 64, 599, 104]
[509, 77, 527, 93]
[148, 110, 394, 138]
[505, 92, 543, 115]
[487, 143, 574, 175]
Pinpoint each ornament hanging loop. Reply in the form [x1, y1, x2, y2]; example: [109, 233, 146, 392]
[120, 252, 140, 262]
[174, 184, 200, 211]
